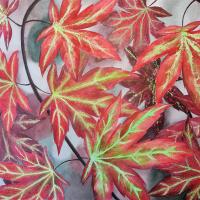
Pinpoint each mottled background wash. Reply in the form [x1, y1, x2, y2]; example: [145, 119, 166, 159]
[0, 0, 199, 199]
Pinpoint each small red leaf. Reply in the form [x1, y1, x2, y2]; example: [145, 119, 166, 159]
[0, 50, 30, 132]
[0, 0, 19, 48]
[0, 145, 67, 199]
[38, 0, 119, 80]
[105, 0, 171, 53]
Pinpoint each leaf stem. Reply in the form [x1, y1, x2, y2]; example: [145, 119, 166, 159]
[54, 158, 88, 170]
[182, 0, 196, 26]
[8, 17, 51, 27]
[7, 16, 22, 27]
[16, 82, 31, 86]
[149, 0, 158, 6]
[34, 85, 51, 95]
[64, 137, 86, 166]
[25, 19, 51, 24]
[16, 82, 51, 95]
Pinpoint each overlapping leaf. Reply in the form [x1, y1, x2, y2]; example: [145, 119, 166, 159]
[82, 96, 191, 200]
[165, 86, 200, 116]
[40, 64, 136, 152]
[38, 0, 119, 80]
[0, 144, 67, 200]
[0, 125, 42, 161]
[121, 47, 159, 106]
[105, 0, 171, 53]
[0, 50, 30, 132]
[0, 0, 19, 48]
[151, 119, 200, 200]
[134, 21, 200, 108]
[13, 113, 41, 132]
[158, 117, 200, 141]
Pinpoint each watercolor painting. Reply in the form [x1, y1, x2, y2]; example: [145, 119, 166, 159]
[0, 0, 200, 199]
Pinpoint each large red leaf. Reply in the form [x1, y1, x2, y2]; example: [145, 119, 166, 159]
[151, 119, 200, 200]
[0, 144, 67, 199]
[0, 50, 30, 132]
[82, 97, 191, 200]
[38, 0, 119, 80]
[0, 0, 19, 48]
[134, 21, 200, 107]
[105, 0, 171, 53]
[39, 64, 136, 153]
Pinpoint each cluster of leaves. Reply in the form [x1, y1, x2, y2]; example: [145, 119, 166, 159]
[151, 118, 200, 200]
[1, 0, 200, 199]
[0, 0, 19, 48]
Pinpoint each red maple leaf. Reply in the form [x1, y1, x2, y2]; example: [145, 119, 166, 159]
[37, 0, 120, 80]
[0, 144, 67, 199]
[121, 47, 159, 106]
[82, 96, 191, 200]
[0, 0, 19, 48]
[12, 113, 41, 132]
[105, 0, 171, 53]
[0, 124, 42, 161]
[157, 117, 200, 142]
[134, 21, 200, 108]
[151, 119, 200, 200]
[0, 50, 30, 132]
[39, 64, 137, 153]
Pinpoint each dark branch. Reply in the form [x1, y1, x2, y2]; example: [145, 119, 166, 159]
[182, 0, 196, 26]
[21, 0, 43, 103]
[65, 137, 86, 166]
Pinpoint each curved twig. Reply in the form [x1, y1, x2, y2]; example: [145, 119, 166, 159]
[55, 158, 88, 170]
[21, 0, 43, 102]
[8, 17, 50, 27]
[34, 85, 51, 95]
[7, 16, 22, 27]
[182, 0, 196, 26]
[17, 82, 51, 95]
[25, 19, 51, 24]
